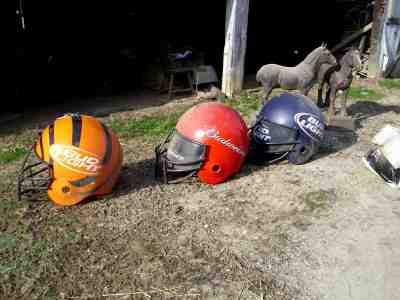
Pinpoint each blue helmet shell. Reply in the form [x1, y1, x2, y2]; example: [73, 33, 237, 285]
[251, 92, 326, 164]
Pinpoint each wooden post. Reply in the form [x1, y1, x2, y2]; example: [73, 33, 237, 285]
[331, 23, 372, 53]
[368, 0, 387, 78]
[222, 0, 249, 97]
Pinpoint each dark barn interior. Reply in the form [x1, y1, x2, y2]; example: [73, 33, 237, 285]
[14, 0, 373, 113]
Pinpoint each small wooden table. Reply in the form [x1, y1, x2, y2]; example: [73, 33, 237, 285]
[165, 66, 195, 99]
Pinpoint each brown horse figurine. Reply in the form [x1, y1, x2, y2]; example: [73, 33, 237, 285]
[317, 47, 362, 119]
[256, 43, 337, 103]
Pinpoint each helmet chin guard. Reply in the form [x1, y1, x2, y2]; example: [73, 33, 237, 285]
[17, 132, 52, 201]
[363, 148, 400, 188]
[363, 126, 400, 188]
[287, 140, 318, 165]
[155, 129, 207, 184]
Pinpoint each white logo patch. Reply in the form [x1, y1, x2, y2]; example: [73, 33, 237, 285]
[294, 113, 324, 141]
[253, 125, 272, 143]
[49, 144, 102, 174]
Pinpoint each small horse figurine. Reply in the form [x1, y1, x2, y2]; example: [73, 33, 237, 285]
[317, 47, 362, 119]
[256, 43, 337, 103]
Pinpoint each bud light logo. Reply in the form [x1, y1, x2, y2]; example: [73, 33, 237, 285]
[253, 125, 272, 143]
[294, 113, 324, 141]
[49, 144, 102, 175]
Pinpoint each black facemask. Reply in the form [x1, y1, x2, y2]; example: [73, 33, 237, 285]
[18, 131, 53, 201]
[155, 129, 207, 183]
[366, 148, 400, 186]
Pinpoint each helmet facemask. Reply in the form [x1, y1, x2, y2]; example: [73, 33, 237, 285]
[287, 136, 319, 165]
[363, 125, 400, 188]
[17, 132, 53, 201]
[364, 148, 400, 188]
[250, 117, 300, 163]
[155, 129, 207, 183]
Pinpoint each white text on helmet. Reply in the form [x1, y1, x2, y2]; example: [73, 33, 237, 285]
[207, 129, 246, 156]
[50, 145, 102, 174]
[254, 126, 272, 143]
[295, 113, 324, 141]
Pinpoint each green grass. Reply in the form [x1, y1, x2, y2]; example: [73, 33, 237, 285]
[108, 92, 262, 139]
[301, 190, 336, 216]
[0, 195, 84, 299]
[220, 90, 262, 118]
[0, 147, 28, 164]
[378, 78, 400, 90]
[347, 86, 385, 101]
[109, 112, 181, 138]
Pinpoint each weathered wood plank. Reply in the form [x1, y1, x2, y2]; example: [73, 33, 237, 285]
[331, 22, 372, 53]
[368, 0, 387, 78]
[222, 0, 249, 97]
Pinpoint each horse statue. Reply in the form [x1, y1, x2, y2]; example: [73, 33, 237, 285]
[317, 47, 362, 120]
[256, 43, 337, 103]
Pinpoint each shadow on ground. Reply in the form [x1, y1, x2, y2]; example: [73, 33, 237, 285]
[318, 126, 358, 157]
[112, 157, 161, 198]
[348, 100, 400, 129]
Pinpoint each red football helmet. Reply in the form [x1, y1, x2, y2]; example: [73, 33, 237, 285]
[155, 102, 249, 184]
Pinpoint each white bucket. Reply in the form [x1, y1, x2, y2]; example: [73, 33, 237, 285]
[372, 125, 400, 146]
[381, 135, 400, 169]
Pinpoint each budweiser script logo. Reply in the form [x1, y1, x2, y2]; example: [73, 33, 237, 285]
[49, 144, 102, 174]
[294, 113, 324, 141]
[206, 129, 246, 156]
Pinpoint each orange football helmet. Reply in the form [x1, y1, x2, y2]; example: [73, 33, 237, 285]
[18, 113, 123, 205]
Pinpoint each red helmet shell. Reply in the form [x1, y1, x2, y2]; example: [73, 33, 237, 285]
[176, 102, 249, 184]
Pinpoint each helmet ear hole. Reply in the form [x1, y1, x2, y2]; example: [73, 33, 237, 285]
[211, 164, 221, 173]
[62, 186, 70, 193]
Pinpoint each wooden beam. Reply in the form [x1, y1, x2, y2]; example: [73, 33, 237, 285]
[331, 22, 372, 53]
[368, 0, 387, 78]
[222, 0, 249, 97]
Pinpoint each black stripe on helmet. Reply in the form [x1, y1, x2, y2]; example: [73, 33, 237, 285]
[48, 123, 55, 164]
[69, 175, 97, 187]
[71, 114, 82, 147]
[101, 122, 112, 165]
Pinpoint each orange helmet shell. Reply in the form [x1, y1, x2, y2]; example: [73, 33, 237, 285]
[175, 102, 249, 184]
[30, 114, 123, 205]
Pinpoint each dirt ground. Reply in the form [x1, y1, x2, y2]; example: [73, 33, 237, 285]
[1, 80, 400, 300]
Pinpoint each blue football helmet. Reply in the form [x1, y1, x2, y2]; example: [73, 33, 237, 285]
[249, 92, 325, 164]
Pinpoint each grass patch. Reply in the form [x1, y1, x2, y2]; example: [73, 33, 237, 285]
[109, 112, 181, 138]
[0, 196, 85, 299]
[108, 91, 263, 139]
[379, 78, 400, 90]
[0, 147, 28, 164]
[108, 92, 262, 139]
[347, 86, 385, 101]
[301, 189, 336, 216]
[220, 90, 262, 118]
